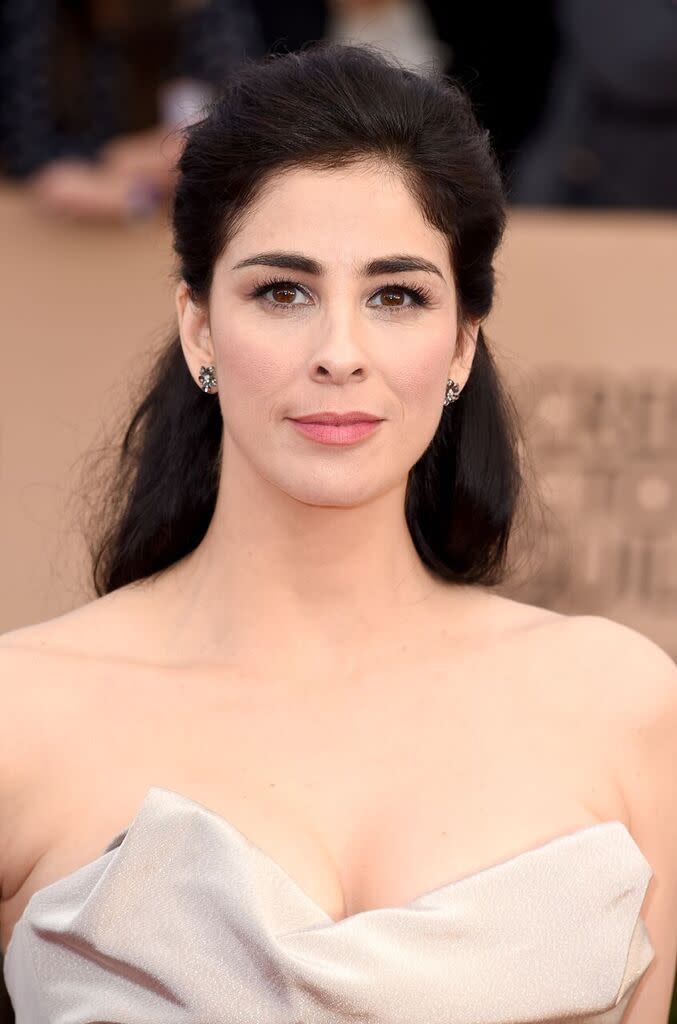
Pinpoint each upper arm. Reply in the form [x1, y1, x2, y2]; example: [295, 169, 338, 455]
[0, 650, 17, 1019]
[579, 616, 677, 1022]
[0, 646, 23, 903]
[0, 641, 45, 901]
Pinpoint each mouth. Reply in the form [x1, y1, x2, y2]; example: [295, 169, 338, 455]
[289, 411, 383, 426]
[286, 413, 383, 446]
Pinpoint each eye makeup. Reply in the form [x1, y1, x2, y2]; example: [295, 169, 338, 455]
[246, 275, 435, 312]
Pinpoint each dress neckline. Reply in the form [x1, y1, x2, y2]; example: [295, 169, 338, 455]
[6, 785, 650, 951]
[138, 788, 645, 925]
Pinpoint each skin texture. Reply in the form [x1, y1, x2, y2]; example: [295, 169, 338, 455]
[1, 161, 676, 1020]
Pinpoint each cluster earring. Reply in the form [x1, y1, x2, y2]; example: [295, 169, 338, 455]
[443, 378, 461, 406]
[198, 365, 217, 393]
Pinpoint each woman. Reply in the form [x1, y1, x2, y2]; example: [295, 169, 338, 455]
[1, 41, 676, 1023]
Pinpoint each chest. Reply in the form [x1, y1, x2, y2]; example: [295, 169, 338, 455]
[1, 648, 624, 953]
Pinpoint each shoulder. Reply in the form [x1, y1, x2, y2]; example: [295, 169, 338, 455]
[0, 626, 79, 794]
[0, 633, 54, 757]
[556, 613, 677, 716]
[560, 616, 677, 1019]
[0, 588, 128, 658]
[567, 614, 677, 822]
[468, 590, 675, 689]
[542, 613, 677, 769]
[0, 597, 127, 786]
[0, 637, 59, 904]
[494, 605, 677, 714]
[0, 581, 153, 668]
[532, 613, 677, 1018]
[482, 599, 677, 779]
[0, 603, 129, 904]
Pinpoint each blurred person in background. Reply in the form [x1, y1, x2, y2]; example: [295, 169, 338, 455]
[0, 0, 558, 221]
[0, 0, 266, 218]
[509, 0, 677, 209]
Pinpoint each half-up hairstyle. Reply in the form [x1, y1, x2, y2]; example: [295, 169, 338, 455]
[85, 40, 528, 595]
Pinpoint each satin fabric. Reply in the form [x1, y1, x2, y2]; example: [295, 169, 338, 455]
[4, 786, 654, 1023]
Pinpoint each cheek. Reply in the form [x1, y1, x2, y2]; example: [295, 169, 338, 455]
[211, 316, 295, 407]
[387, 330, 453, 409]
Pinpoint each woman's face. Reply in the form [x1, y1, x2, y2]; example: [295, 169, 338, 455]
[177, 162, 478, 507]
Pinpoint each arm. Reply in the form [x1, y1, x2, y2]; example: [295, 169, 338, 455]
[0, 648, 18, 1022]
[579, 617, 677, 1022]
[622, 638, 677, 1023]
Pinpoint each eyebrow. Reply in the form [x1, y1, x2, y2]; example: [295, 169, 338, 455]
[230, 251, 446, 281]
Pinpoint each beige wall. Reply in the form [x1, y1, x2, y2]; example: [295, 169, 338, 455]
[1, 185, 675, 656]
[490, 210, 677, 659]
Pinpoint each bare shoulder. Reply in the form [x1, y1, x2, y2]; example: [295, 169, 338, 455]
[555, 613, 677, 718]
[0, 593, 140, 911]
[0, 613, 98, 794]
[0, 632, 66, 766]
[537, 611, 677, 767]
[488, 599, 677, 717]
[473, 594, 677, 758]
[0, 589, 141, 796]
[0, 584, 143, 661]
[555, 615, 677, 1022]
[504, 608, 677, 1019]
[563, 614, 677, 814]
[0, 636, 67, 907]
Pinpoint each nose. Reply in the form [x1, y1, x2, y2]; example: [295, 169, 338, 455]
[313, 357, 366, 383]
[309, 307, 369, 384]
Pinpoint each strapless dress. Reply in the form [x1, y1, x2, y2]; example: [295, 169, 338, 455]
[3, 786, 655, 1023]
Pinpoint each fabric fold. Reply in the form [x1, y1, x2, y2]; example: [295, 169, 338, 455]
[4, 786, 655, 1023]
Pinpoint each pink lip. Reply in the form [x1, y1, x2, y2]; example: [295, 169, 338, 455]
[290, 411, 382, 425]
[288, 419, 382, 445]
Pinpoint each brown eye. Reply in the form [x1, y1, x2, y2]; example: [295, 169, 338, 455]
[380, 288, 406, 306]
[367, 284, 430, 310]
[251, 278, 431, 311]
[270, 285, 297, 304]
[251, 279, 311, 307]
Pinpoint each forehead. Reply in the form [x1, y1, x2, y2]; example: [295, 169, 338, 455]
[224, 163, 452, 280]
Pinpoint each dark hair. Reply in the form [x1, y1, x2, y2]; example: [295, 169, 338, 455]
[84, 40, 532, 597]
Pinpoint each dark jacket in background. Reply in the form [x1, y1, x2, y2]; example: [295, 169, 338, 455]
[0, 0, 265, 177]
[510, 0, 677, 208]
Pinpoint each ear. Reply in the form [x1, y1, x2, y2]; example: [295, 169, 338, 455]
[447, 317, 481, 389]
[175, 280, 215, 383]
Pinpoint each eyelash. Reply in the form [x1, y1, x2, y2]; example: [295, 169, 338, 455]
[248, 275, 434, 311]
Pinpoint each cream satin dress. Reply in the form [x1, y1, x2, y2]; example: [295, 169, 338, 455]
[3, 786, 654, 1023]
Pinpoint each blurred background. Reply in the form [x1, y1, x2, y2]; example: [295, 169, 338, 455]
[0, 0, 676, 1015]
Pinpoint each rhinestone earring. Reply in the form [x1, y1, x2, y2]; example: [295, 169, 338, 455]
[198, 365, 217, 393]
[443, 378, 461, 406]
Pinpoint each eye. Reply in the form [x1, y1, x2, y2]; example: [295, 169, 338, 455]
[248, 277, 433, 311]
[250, 277, 311, 307]
[366, 283, 433, 310]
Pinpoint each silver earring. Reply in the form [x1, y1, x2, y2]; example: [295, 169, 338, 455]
[198, 365, 217, 393]
[443, 378, 461, 406]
